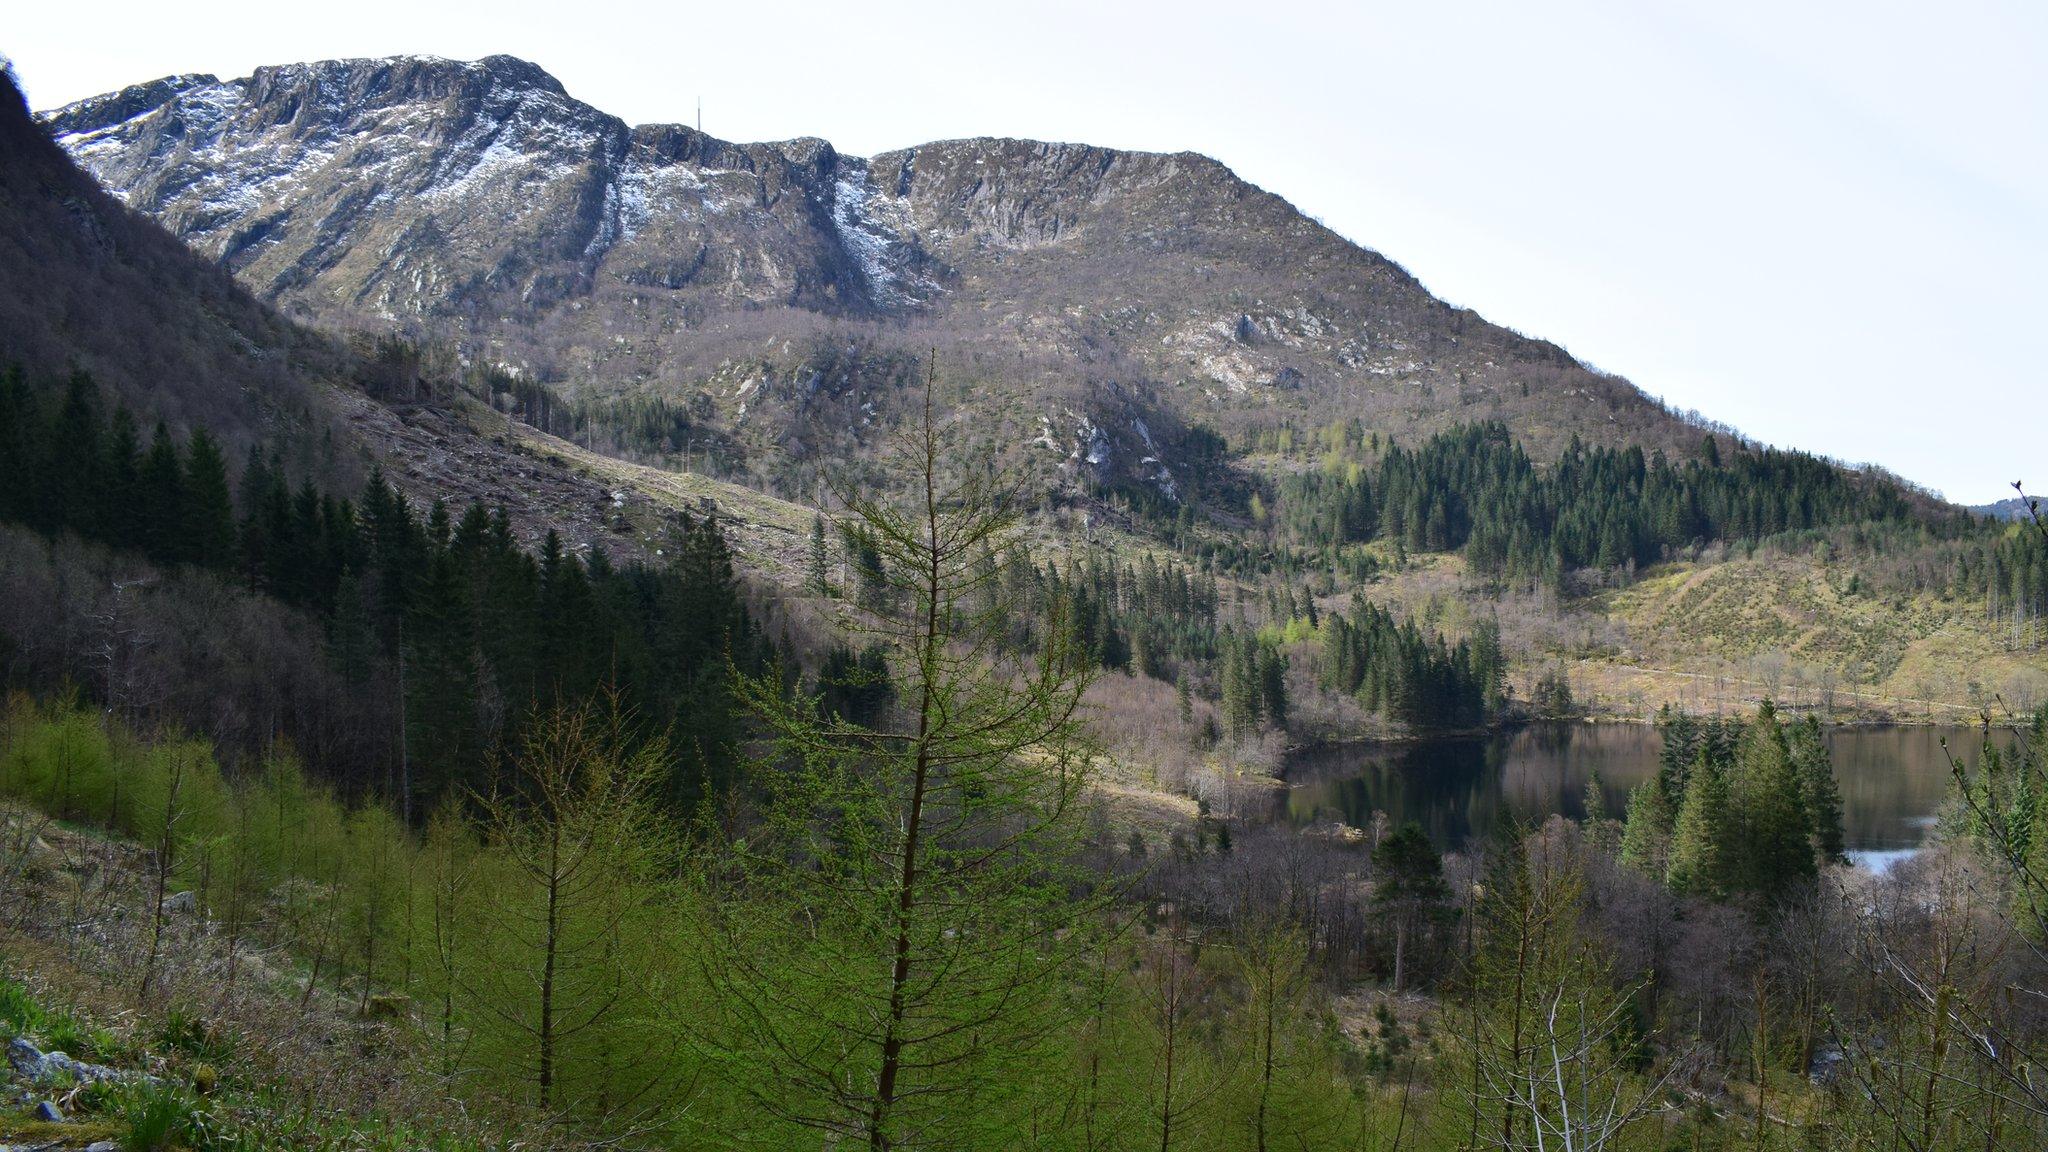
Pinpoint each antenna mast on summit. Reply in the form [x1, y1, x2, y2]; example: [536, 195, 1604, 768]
[696, 97, 701, 133]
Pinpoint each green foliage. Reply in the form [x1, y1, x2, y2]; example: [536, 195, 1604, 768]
[1265, 420, 1933, 582]
[1465, 832, 1674, 1150]
[806, 511, 830, 596]
[1321, 595, 1501, 730]
[1728, 703, 1817, 898]
[1665, 753, 1733, 899]
[1652, 703, 1846, 902]
[0, 975, 114, 1058]
[695, 377, 1109, 1148]
[1372, 823, 1452, 991]
[0, 367, 764, 813]
[464, 698, 678, 1114]
[813, 641, 893, 727]
[1789, 713, 1848, 866]
[119, 1080, 203, 1152]
[996, 546, 1220, 682]
[0, 975, 37, 1033]
[1617, 774, 1675, 876]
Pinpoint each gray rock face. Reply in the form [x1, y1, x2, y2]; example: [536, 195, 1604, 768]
[6, 1036, 135, 1085]
[42, 55, 931, 324]
[43, 54, 1698, 486]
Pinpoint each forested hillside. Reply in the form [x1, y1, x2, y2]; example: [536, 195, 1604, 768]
[3, 45, 2047, 1152]
[2, 393, 2044, 1151]
[29, 54, 2042, 732]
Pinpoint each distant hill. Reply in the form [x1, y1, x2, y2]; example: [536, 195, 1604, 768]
[1974, 495, 2040, 522]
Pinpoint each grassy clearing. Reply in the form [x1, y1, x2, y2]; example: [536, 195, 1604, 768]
[1606, 553, 2045, 714]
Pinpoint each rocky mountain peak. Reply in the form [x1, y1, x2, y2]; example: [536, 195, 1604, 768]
[43, 53, 1699, 487]
[237, 53, 578, 121]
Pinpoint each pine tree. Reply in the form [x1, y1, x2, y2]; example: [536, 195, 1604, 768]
[1729, 703, 1816, 897]
[1617, 777, 1675, 876]
[1665, 753, 1732, 899]
[808, 512, 831, 596]
[1372, 822, 1449, 992]
[182, 428, 237, 571]
[1790, 714, 1847, 866]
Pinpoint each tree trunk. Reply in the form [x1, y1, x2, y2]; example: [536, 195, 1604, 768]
[1393, 915, 1408, 994]
[865, 415, 946, 1151]
[539, 821, 562, 1111]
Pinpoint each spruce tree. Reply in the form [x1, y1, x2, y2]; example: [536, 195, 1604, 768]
[1729, 702, 1816, 898]
[1790, 714, 1847, 866]
[1656, 705, 1699, 798]
[1666, 753, 1732, 899]
[182, 428, 237, 570]
[137, 422, 185, 563]
[1257, 641, 1289, 727]
[103, 406, 142, 548]
[808, 512, 831, 596]
[1618, 777, 1675, 876]
[49, 371, 103, 537]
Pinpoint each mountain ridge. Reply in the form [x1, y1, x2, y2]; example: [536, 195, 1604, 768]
[42, 53, 1701, 509]
[0, 59, 795, 564]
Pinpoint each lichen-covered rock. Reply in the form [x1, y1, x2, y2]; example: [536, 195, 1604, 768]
[6, 1037, 136, 1086]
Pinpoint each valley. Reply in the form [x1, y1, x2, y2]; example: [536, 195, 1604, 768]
[0, 38, 2044, 1152]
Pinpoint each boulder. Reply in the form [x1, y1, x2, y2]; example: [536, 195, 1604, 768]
[163, 890, 198, 914]
[32, 1099, 62, 1122]
[6, 1036, 134, 1085]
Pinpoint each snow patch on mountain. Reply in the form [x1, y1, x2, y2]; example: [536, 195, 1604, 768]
[828, 164, 941, 310]
[830, 167, 907, 306]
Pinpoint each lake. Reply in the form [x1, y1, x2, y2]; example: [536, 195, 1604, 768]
[1279, 723, 2024, 871]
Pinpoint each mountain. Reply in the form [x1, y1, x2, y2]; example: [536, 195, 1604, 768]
[44, 54, 1705, 503]
[24, 55, 2034, 726]
[1, 59, 340, 464]
[1974, 495, 2038, 522]
[0, 60, 799, 563]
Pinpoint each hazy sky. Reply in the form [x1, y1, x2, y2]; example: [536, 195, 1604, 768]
[7, 0, 2042, 502]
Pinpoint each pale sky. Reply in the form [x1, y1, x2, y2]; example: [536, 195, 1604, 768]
[6, 0, 2042, 503]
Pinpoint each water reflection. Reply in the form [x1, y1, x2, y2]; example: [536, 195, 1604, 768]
[1282, 723, 2017, 860]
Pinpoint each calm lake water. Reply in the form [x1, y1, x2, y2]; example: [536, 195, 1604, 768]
[1280, 723, 2023, 870]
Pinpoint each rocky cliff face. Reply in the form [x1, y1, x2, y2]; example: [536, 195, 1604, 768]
[45, 55, 1694, 499]
[43, 56, 940, 322]
[0, 63, 708, 560]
